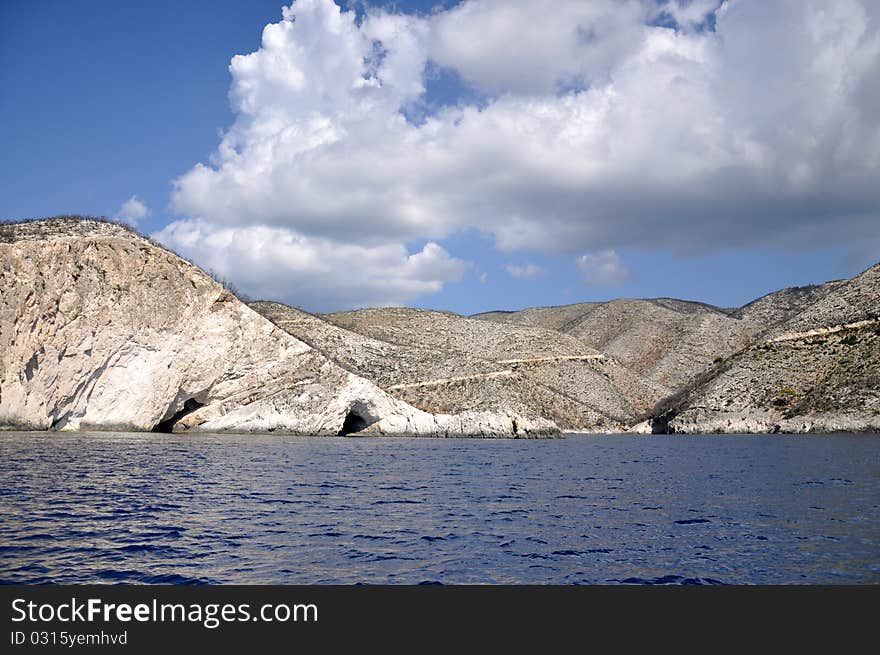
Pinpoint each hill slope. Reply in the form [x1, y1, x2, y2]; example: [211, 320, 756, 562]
[476, 298, 757, 390]
[657, 264, 880, 433]
[0, 218, 555, 437]
[663, 322, 880, 434]
[475, 265, 879, 434]
[6, 217, 874, 436]
[251, 303, 666, 431]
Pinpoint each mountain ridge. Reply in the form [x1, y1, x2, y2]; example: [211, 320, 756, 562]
[0, 217, 557, 437]
[3, 216, 877, 435]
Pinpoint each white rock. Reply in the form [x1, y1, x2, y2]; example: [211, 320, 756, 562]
[0, 219, 560, 437]
[626, 420, 653, 434]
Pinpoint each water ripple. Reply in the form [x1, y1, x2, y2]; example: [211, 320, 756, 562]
[0, 432, 878, 584]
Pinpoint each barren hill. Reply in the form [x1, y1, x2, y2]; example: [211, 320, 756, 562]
[662, 322, 880, 434]
[476, 298, 758, 390]
[250, 302, 498, 387]
[251, 304, 667, 431]
[327, 306, 599, 360]
[5, 216, 875, 437]
[728, 281, 845, 330]
[0, 218, 555, 437]
[475, 265, 879, 434]
[652, 263, 880, 434]
[768, 264, 880, 336]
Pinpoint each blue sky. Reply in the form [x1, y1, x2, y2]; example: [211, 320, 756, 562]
[2, 0, 878, 314]
[0, 0, 284, 233]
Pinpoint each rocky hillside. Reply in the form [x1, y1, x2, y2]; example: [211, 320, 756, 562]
[251, 302, 499, 388]
[766, 264, 879, 335]
[660, 263, 880, 434]
[0, 218, 556, 437]
[5, 217, 875, 436]
[659, 321, 880, 434]
[476, 298, 759, 390]
[476, 265, 879, 434]
[728, 280, 845, 333]
[251, 303, 667, 431]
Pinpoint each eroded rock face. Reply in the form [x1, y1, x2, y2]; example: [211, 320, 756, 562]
[0, 218, 558, 437]
[365, 411, 558, 438]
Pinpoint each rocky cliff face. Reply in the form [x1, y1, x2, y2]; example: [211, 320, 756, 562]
[0, 218, 556, 437]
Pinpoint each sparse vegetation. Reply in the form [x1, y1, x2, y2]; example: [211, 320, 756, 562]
[5, 214, 878, 435]
[0, 215, 252, 303]
[206, 268, 250, 302]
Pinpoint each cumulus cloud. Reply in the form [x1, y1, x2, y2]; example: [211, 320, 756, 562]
[427, 0, 648, 95]
[153, 219, 467, 312]
[115, 195, 149, 226]
[504, 263, 544, 279]
[577, 250, 632, 288]
[163, 0, 880, 309]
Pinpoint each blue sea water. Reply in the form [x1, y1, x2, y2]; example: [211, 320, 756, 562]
[0, 432, 878, 585]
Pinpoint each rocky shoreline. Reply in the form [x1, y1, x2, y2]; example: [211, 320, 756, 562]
[0, 218, 556, 437]
[1, 217, 877, 436]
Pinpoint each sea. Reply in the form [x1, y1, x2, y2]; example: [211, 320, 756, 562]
[1, 431, 877, 585]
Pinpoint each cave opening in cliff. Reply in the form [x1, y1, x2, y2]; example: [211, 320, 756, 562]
[337, 409, 370, 436]
[153, 398, 204, 433]
[650, 409, 676, 434]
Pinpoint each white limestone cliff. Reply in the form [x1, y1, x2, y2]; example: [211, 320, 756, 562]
[0, 218, 558, 437]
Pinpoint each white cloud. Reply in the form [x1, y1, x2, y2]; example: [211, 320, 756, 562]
[153, 219, 467, 312]
[657, 0, 721, 31]
[115, 195, 150, 226]
[577, 250, 632, 288]
[167, 0, 880, 307]
[427, 0, 648, 95]
[504, 263, 544, 279]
